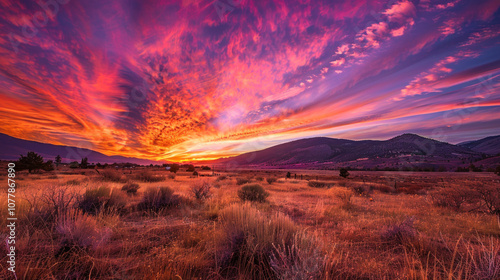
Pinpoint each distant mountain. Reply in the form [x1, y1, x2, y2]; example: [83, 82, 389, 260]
[0, 133, 162, 165]
[458, 135, 500, 155]
[213, 133, 493, 170]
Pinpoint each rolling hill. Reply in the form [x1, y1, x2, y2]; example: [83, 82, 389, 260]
[0, 133, 162, 165]
[214, 133, 497, 170]
[458, 135, 500, 155]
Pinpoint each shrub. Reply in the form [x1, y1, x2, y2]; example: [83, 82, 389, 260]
[121, 182, 140, 195]
[216, 175, 227, 181]
[339, 168, 350, 178]
[105, 190, 128, 212]
[65, 179, 81, 185]
[135, 170, 165, 182]
[26, 185, 78, 225]
[255, 176, 264, 181]
[78, 186, 111, 215]
[217, 204, 323, 279]
[270, 232, 325, 279]
[308, 181, 334, 188]
[472, 184, 500, 216]
[168, 173, 176, 179]
[193, 171, 199, 176]
[190, 180, 212, 200]
[101, 169, 122, 182]
[236, 177, 250, 185]
[372, 184, 396, 193]
[431, 186, 478, 211]
[351, 183, 371, 196]
[237, 184, 269, 202]
[266, 177, 277, 184]
[381, 217, 417, 245]
[331, 188, 353, 207]
[56, 213, 111, 257]
[138, 187, 179, 212]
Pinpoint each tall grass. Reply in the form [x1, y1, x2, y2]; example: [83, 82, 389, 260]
[216, 203, 324, 279]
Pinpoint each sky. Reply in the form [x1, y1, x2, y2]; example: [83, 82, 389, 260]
[0, 0, 499, 162]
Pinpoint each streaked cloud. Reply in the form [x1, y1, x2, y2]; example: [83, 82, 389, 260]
[0, 0, 499, 161]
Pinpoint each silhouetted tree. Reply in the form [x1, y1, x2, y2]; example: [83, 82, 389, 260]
[169, 164, 180, 173]
[55, 155, 62, 168]
[286, 172, 291, 179]
[43, 160, 54, 171]
[186, 164, 195, 172]
[495, 166, 500, 176]
[17, 152, 45, 173]
[339, 168, 350, 178]
[80, 157, 89, 169]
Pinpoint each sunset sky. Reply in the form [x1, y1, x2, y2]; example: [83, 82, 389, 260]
[0, 0, 499, 161]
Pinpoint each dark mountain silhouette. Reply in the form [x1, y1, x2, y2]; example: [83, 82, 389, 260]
[214, 133, 493, 170]
[458, 135, 500, 155]
[0, 133, 162, 165]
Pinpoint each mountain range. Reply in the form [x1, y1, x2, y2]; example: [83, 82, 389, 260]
[212, 133, 500, 170]
[0, 132, 499, 170]
[0, 133, 162, 165]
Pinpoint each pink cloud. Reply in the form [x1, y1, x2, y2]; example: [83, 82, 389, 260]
[330, 58, 346, 67]
[383, 0, 416, 23]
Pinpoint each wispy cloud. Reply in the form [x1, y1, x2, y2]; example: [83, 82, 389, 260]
[0, 0, 499, 161]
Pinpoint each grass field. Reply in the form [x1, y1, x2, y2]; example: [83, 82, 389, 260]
[1, 166, 499, 279]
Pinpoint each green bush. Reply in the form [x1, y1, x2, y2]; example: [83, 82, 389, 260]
[238, 184, 269, 203]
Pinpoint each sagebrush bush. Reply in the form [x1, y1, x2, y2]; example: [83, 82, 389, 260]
[26, 185, 78, 225]
[138, 186, 180, 212]
[431, 186, 478, 211]
[308, 181, 334, 188]
[216, 175, 227, 181]
[190, 180, 212, 200]
[105, 190, 127, 212]
[382, 217, 417, 245]
[237, 184, 270, 202]
[266, 177, 277, 184]
[236, 177, 250, 185]
[270, 232, 325, 280]
[351, 183, 371, 196]
[135, 170, 165, 182]
[331, 188, 353, 204]
[168, 173, 176, 179]
[65, 179, 81, 185]
[100, 169, 122, 182]
[217, 204, 324, 279]
[372, 184, 396, 193]
[56, 213, 111, 258]
[121, 182, 140, 195]
[78, 186, 111, 215]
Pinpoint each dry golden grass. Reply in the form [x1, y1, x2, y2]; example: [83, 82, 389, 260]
[0, 167, 499, 279]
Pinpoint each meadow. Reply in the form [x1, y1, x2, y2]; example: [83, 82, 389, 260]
[1, 165, 499, 280]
